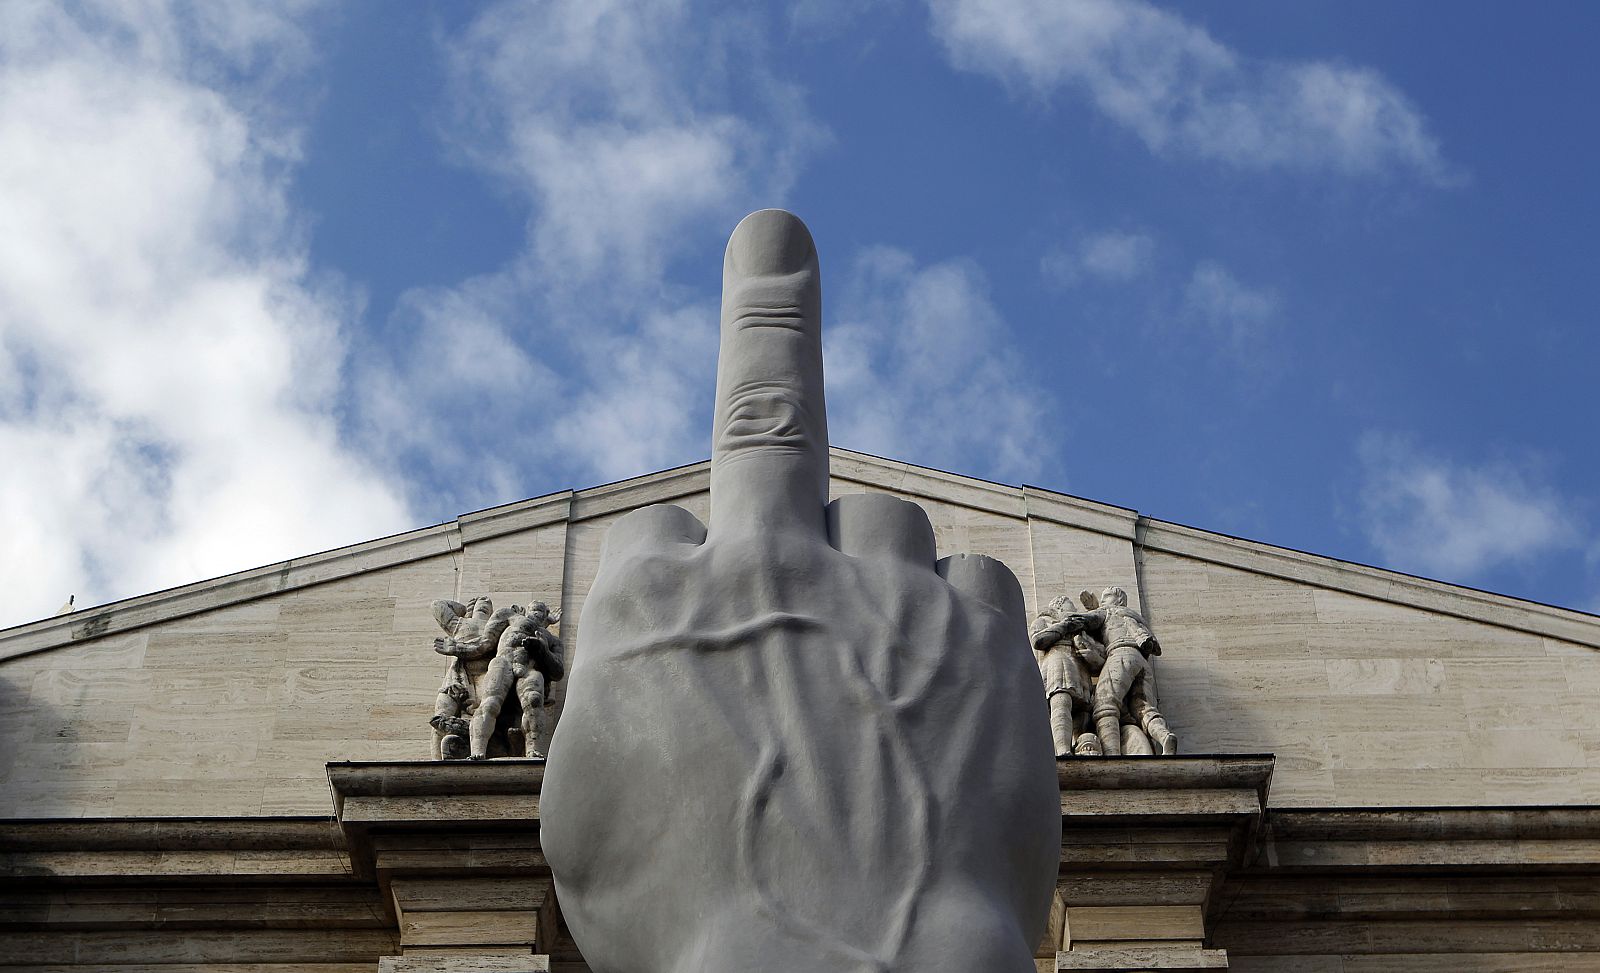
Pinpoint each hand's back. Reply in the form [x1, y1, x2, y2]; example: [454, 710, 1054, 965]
[539, 212, 1059, 973]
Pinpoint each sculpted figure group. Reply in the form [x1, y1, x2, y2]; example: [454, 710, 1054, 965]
[1030, 586, 1178, 758]
[427, 582, 1177, 762]
[428, 595, 564, 759]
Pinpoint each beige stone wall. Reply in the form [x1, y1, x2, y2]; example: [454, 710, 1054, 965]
[1227, 953, 1600, 971]
[0, 521, 569, 818]
[1142, 550, 1600, 807]
[3, 451, 1598, 819]
[1026, 517, 1140, 616]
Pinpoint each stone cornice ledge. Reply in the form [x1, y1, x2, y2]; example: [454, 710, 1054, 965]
[568, 461, 711, 522]
[1260, 805, 1600, 871]
[1059, 754, 1276, 821]
[1024, 486, 1141, 540]
[327, 758, 546, 799]
[832, 448, 1029, 518]
[1055, 755, 1275, 880]
[1057, 946, 1229, 971]
[0, 817, 349, 880]
[454, 491, 574, 544]
[0, 493, 573, 663]
[327, 760, 545, 881]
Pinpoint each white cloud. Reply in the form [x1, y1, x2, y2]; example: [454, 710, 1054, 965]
[355, 0, 825, 506]
[441, 0, 822, 290]
[357, 0, 1063, 512]
[1041, 229, 1153, 285]
[0, 2, 411, 627]
[1182, 260, 1277, 352]
[1355, 434, 1581, 581]
[926, 0, 1456, 182]
[825, 248, 1045, 481]
[547, 302, 721, 482]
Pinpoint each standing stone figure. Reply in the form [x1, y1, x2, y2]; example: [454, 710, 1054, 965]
[428, 596, 516, 760]
[1072, 587, 1178, 757]
[1029, 594, 1103, 757]
[469, 602, 564, 760]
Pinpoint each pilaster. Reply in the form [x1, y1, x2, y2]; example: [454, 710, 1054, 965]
[328, 760, 555, 969]
[1043, 755, 1275, 972]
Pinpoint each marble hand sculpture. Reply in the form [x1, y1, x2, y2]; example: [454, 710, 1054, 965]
[540, 211, 1060, 973]
[1071, 587, 1178, 757]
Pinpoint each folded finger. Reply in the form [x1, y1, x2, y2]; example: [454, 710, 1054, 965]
[602, 504, 707, 561]
[826, 493, 937, 568]
[937, 552, 1027, 624]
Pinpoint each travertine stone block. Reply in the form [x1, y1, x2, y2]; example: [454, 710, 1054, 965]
[1138, 549, 1600, 807]
[1026, 509, 1140, 616]
[1056, 944, 1229, 970]
[1065, 905, 1205, 943]
[380, 956, 550, 973]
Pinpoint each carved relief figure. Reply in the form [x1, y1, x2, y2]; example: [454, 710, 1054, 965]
[1029, 594, 1103, 757]
[428, 596, 527, 759]
[1071, 587, 1178, 757]
[469, 601, 564, 760]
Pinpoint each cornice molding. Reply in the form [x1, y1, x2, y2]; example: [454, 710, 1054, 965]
[5, 448, 1596, 660]
[1138, 517, 1600, 649]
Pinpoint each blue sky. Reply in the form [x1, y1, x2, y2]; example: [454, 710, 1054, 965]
[1, 0, 1597, 627]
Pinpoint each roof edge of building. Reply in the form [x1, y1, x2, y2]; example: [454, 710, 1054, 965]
[3, 447, 1595, 660]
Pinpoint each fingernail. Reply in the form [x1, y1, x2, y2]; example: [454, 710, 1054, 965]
[727, 209, 814, 277]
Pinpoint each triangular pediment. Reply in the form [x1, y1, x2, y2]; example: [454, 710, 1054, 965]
[3, 447, 1595, 663]
[2, 446, 1599, 818]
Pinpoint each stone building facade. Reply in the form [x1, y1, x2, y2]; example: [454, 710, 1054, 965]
[3, 448, 1598, 972]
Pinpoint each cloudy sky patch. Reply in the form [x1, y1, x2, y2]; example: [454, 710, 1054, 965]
[1, 1, 1595, 625]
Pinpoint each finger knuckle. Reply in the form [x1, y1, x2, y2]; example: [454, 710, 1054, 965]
[717, 380, 813, 453]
